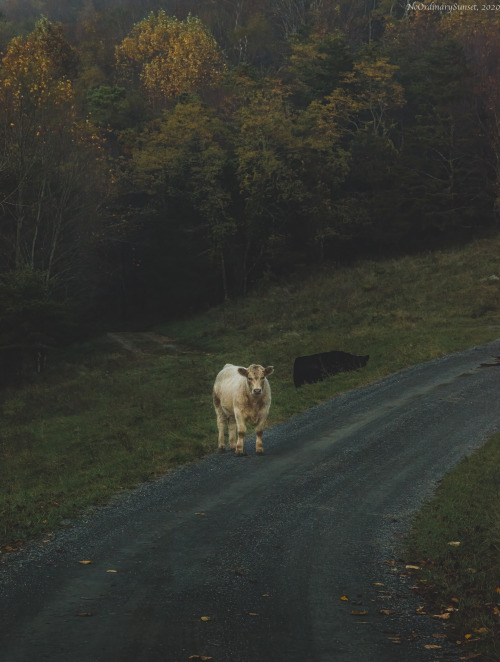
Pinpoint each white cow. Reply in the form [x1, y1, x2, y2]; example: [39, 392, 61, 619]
[213, 363, 274, 455]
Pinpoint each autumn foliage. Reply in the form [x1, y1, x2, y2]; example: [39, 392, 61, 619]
[115, 11, 225, 104]
[0, 3, 499, 376]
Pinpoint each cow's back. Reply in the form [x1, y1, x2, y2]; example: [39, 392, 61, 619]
[213, 364, 244, 411]
[293, 351, 369, 387]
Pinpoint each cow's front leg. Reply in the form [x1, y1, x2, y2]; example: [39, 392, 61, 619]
[256, 430, 264, 455]
[234, 410, 247, 455]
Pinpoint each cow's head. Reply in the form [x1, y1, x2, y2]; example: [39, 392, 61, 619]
[238, 364, 274, 396]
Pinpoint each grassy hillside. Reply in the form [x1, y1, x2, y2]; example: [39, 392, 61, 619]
[404, 432, 500, 660]
[1, 235, 500, 551]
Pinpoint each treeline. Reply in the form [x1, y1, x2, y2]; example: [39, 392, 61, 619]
[0, 0, 499, 381]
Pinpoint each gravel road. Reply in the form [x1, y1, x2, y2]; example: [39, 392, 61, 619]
[2, 339, 500, 662]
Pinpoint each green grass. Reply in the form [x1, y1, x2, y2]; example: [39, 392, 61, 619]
[1, 234, 500, 558]
[404, 433, 500, 661]
[0, 344, 216, 544]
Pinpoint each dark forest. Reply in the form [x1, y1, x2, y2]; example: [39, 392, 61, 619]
[0, 0, 499, 379]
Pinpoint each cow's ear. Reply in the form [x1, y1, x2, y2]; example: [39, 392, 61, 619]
[264, 366, 274, 376]
[238, 367, 248, 377]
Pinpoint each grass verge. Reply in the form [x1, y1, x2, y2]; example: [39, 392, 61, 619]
[404, 433, 500, 661]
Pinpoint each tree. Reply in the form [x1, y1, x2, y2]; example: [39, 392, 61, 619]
[0, 18, 106, 289]
[115, 11, 226, 107]
[118, 97, 235, 306]
[438, 12, 500, 217]
[381, 27, 494, 245]
[234, 80, 306, 289]
[234, 74, 354, 273]
[284, 42, 404, 256]
[347, 44, 405, 137]
[0, 268, 72, 386]
[286, 31, 354, 106]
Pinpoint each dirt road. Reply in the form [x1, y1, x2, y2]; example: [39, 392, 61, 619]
[2, 340, 500, 662]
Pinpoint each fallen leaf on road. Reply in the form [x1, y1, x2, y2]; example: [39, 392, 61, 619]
[448, 541, 461, 546]
[78, 560, 93, 565]
[106, 570, 117, 573]
[379, 610, 393, 616]
[433, 613, 451, 620]
[406, 565, 420, 570]
[246, 612, 259, 616]
[188, 656, 213, 661]
[201, 616, 212, 622]
[194, 512, 207, 516]
[425, 644, 442, 649]
[340, 595, 349, 601]
[350, 610, 368, 616]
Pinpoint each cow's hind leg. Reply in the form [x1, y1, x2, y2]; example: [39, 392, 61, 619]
[213, 395, 227, 452]
[228, 417, 237, 451]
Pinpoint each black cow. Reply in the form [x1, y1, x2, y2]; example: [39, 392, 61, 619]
[293, 351, 369, 387]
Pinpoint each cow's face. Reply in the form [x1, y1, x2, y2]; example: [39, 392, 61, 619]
[238, 364, 274, 396]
